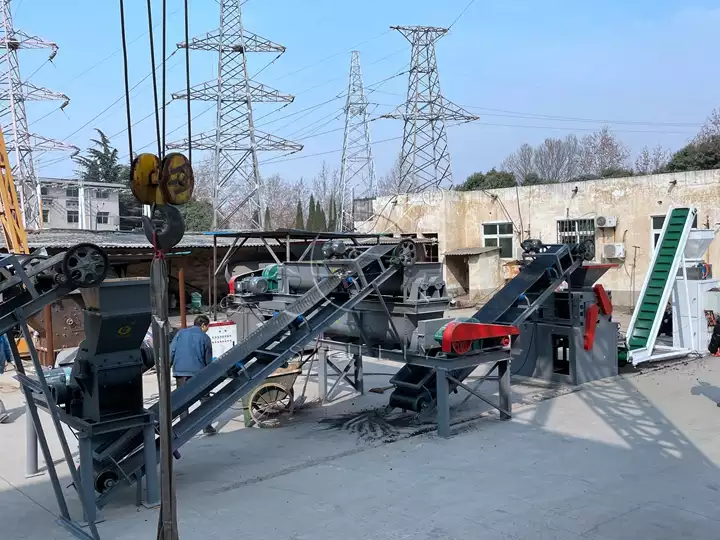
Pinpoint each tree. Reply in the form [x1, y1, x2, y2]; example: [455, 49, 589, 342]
[307, 195, 316, 231]
[579, 126, 631, 176]
[295, 201, 304, 229]
[180, 199, 213, 231]
[600, 167, 634, 178]
[327, 196, 337, 231]
[533, 135, 582, 183]
[74, 129, 128, 184]
[456, 168, 516, 191]
[634, 145, 671, 175]
[664, 135, 720, 172]
[502, 143, 536, 184]
[317, 207, 327, 231]
[263, 207, 272, 230]
[377, 153, 404, 196]
[694, 109, 720, 144]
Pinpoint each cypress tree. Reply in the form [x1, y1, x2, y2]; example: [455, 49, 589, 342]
[263, 207, 272, 230]
[295, 200, 304, 229]
[307, 195, 316, 231]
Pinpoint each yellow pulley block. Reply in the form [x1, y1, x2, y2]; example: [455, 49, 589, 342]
[159, 152, 194, 206]
[130, 153, 164, 205]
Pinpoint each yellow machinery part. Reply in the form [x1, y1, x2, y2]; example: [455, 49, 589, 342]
[159, 153, 194, 205]
[130, 153, 164, 205]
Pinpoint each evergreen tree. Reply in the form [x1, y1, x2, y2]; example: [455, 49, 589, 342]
[318, 207, 327, 231]
[263, 207, 272, 230]
[327, 197, 336, 231]
[307, 195, 316, 231]
[294, 200, 304, 229]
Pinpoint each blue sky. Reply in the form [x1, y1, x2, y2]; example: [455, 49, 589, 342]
[17, 0, 720, 185]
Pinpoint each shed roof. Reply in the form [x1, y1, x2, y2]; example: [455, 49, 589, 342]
[25, 229, 434, 250]
[444, 246, 499, 256]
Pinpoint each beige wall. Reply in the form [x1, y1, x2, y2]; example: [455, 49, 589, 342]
[364, 169, 720, 306]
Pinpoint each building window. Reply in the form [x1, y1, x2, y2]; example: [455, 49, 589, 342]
[96, 189, 109, 199]
[557, 218, 595, 247]
[67, 210, 79, 224]
[41, 197, 53, 206]
[483, 222, 514, 258]
[66, 199, 78, 208]
[40, 186, 48, 195]
[96, 212, 109, 225]
[66, 187, 78, 198]
[42, 209, 49, 223]
[651, 214, 697, 247]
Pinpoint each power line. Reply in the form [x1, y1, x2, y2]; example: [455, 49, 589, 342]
[269, 29, 393, 83]
[462, 105, 703, 128]
[449, 0, 478, 30]
[59, 50, 181, 145]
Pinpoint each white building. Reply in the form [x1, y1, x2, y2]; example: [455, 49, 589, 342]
[39, 177, 124, 231]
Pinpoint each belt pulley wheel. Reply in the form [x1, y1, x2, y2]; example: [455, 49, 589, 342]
[61, 243, 109, 288]
[394, 239, 417, 267]
[95, 470, 119, 494]
[159, 152, 194, 206]
[451, 340, 472, 355]
[130, 153, 163, 205]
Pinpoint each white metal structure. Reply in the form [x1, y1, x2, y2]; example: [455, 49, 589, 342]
[627, 206, 701, 365]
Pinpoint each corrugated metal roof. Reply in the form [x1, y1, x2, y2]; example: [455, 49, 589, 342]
[444, 246, 499, 256]
[25, 229, 435, 250]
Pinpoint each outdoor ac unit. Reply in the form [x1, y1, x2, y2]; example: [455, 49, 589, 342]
[595, 215, 618, 228]
[603, 243, 625, 260]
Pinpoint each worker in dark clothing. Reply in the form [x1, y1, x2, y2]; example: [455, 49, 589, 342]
[170, 315, 216, 435]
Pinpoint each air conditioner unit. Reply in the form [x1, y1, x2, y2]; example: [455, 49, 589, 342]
[603, 243, 625, 260]
[595, 215, 618, 228]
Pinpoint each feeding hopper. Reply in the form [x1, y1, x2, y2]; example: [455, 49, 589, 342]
[568, 264, 617, 288]
[683, 228, 716, 262]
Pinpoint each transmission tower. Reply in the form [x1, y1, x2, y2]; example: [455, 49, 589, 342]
[169, 0, 302, 229]
[0, 0, 78, 229]
[339, 51, 375, 231]
[382, 26, 478, 193]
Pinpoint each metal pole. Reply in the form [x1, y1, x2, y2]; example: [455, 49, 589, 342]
[24, 399, 39, 477]
[151, 257, 179, 540]
[43, 303, 54, 366]
[498, 360, 511, 420]
[317, 347, 327, 402]
[212, 235, 217, 321]
[78, 435, 96, 524]
[435, 368, 450, 438]
[142, 423, 160, 507]
[178, 267, 186, 329]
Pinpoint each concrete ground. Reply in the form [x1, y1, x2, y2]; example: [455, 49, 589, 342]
[2, 346, 720, 539]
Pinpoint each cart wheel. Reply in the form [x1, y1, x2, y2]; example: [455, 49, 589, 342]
[62, 243, 109, 288]
[249, 383, 293, 428]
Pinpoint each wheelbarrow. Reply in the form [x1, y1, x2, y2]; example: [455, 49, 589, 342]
[242, 360, 302, 428]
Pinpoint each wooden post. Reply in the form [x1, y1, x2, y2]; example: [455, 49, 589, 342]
[43, 304, 54, 367]
[178, 267, 187, 329]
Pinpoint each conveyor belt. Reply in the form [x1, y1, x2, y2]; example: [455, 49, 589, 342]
[94, 243, 402, 498]
[389, 243, 582, 412]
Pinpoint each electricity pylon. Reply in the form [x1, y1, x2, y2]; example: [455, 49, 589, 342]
[382, 25, 478, 193]
[169, 0, 302, 229]
[339, 51, 375, 231]
[0, 0, 78, 229]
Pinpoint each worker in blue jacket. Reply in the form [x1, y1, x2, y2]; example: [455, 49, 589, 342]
[170, 315, 216, 435]
[0, 333, 13, 423]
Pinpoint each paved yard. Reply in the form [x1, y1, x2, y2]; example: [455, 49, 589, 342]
[1, 353, 719, 539]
